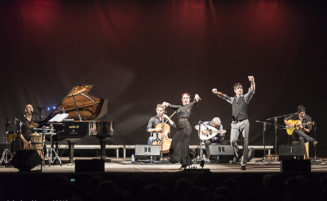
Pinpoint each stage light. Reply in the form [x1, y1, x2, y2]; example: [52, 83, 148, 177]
[47, 107, 50, 111]
[52, 106, 56, 110]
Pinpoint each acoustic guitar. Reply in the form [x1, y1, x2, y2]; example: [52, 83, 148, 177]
[286, 120, 315, 135]
[194, 123, 226, 140]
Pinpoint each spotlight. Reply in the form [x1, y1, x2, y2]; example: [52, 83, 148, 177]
[52, 106, 56, 110]
[47, 107, 50, 111]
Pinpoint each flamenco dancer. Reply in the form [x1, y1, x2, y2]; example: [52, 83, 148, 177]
[212, 76, 255, 170]
[162, 93, 201, 170]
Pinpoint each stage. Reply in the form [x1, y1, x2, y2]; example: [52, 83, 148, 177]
[2, 157, 327, 201]
[1, 157, 327, 173]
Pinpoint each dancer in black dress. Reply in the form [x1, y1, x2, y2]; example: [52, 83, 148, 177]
[162, 93, 201, 170]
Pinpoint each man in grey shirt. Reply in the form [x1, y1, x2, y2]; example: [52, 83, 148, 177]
[147, 104, 175, 145]
[212, 76, 255, 170]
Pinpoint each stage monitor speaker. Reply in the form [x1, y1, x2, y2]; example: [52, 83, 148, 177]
[279, 145, 304, 160]
[12, 150, 42, 171]
[209, 145, 234, 155]
[75, 159, 105, 172]
[209, 145, 234, 163]
[135, 145, 160, 162]
[281, 159, 311, 172]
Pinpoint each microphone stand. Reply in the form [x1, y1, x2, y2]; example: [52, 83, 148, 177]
[255, 120, 268, 162]
[197, 121, 204, 162]
[37, 107, 44, 121]
[314, 122, 318, 160]
[266, 113, 295, 161]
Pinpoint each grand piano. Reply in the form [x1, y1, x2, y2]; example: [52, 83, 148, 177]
[43, 85, 114, 162]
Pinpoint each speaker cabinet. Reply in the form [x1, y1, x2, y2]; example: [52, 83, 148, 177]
[135, 145, 160, 162]
[12, 150, 42, 171]
[209, 145, 234, 162]
[75, 159, 105, 172]
[281, 159, 311, 172]
[279, 145, 304, 160]
[209, 145, 234, 155]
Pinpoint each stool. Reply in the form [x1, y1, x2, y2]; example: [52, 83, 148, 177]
[292, 140, 309, 159]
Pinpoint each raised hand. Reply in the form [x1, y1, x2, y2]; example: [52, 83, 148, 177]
[248, 76, 255, 90]
[212, 88, 224, 97]
[162, 102, 169, 107]
[194, 94, 201, 102]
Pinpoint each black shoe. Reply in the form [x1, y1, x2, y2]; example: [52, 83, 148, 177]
[241, 165, 246, 170]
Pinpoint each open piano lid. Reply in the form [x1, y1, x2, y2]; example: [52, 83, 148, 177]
[47, 84, 108, 121]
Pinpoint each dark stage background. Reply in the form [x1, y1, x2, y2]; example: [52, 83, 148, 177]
[1, 0, 326, 155]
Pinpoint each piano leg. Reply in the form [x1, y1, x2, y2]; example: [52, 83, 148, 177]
[99, 138, 110, 162]
[68, 141, 74, 163]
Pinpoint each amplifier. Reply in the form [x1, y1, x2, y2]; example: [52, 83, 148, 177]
[135, 145, 160, 162]
[209, 145, 234, 163]
[209, 145, 234, 156]
[281, 159, 311, 172]
[279, 145, 304, 160]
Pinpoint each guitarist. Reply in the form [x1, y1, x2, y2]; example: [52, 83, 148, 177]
[146, 104, 175, 145]
[201, 117, 226, 159]
[284, 105, 317, 146]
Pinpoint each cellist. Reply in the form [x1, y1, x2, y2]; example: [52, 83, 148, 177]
[146, 104, 175, 145]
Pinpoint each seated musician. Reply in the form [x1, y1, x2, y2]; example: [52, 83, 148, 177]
[284, 105, 317, 147]
[146, 104, 175, 145]
[201, 117, 226, 159]
[20, 104, 36, 150]
[20, 104, 43, 158]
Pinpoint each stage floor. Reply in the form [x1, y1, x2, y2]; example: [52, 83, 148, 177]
[1, 157, 327, 173]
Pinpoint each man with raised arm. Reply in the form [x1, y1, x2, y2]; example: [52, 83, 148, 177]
[212, 76, 255, 170]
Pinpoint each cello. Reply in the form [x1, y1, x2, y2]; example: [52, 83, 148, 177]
[152, 111, 176, 153]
